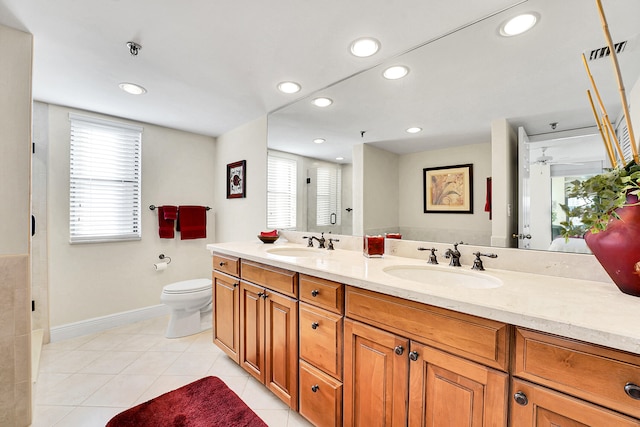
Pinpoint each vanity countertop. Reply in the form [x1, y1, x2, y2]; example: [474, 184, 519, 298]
[207, 241, 640, 355]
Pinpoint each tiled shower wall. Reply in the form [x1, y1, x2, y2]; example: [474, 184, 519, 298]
[0, 255, 31, 425]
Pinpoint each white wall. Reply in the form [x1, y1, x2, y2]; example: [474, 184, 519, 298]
[398, 142, 492, 245]
[491, 118, 518, 248]
[47, 104, 216, 327]
[362, 144, 399, 235]
[214, 116, 267, 242]
[0, 25, 32, 256]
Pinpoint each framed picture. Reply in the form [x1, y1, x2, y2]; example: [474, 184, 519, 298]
[423, 164, 473, 213]
[227, 160, 246, 199]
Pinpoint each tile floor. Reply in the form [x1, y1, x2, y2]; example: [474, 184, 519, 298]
[31, 316, 313, 427]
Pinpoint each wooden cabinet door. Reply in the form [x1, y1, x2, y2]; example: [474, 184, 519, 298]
[510, 379, 640, 427]
[344, 319, 409, 427]
[264, 289, 298, 410]
[239, 280, 265, 383]
[212, 271, 240, 363]
[408, 341, 508, 427]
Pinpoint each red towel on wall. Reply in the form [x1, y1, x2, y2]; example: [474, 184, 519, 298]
[163, 205, 178, 220]
[157, 206, 175, 239]
[178, 205, 207, 240]
[484, 177, 492, 220]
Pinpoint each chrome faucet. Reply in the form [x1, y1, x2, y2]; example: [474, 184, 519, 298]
[444, 242, 462, 267]
[327, 238, 339, 250]
[303, 232, 326, 249]
[471, 252, 498, 270]
[418, 247, 438, 264]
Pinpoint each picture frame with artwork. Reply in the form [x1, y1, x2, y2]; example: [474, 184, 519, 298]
[423, 163, 473, 213]
[227, 160, 246, 199]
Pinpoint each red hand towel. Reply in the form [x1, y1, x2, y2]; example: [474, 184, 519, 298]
[157, 206, 175, 239]
[178, 205, 207, 240]
[163, 205, 178, 220]
[484, 177, 492, 220]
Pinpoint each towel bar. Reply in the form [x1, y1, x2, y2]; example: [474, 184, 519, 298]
[149, 205, 211, 211]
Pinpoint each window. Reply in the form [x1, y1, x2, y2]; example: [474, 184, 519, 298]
[316, 167, 341, 226]
[267, 155, 297, 229]
[69, 113, 143, 243]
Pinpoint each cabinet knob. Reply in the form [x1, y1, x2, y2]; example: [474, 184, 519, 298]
[233, 282, 239, 288]
[408, 351, 419, 361]
[219, 261, 227, 266]
[311, 385, 319, 393]
[513, 391, 528, 406]
[261, 292, 268, 299]
[311, 289, 320, 297]
[394, 345, 404, 355]
[625, 383, 640, 400]
[257, 292, 264, 298]
[311, 322, 319, 330]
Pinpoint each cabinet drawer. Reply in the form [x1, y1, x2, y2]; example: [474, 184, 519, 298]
[240, 259, 297, 298]
[299, 274, 344, 314]
[511, 378, 640, 427]
[345, 286, 509, 371]
[212, 253, 239, 277]
[299, 360, 343, 427]
[514, 328, 640, 419]
[299, 302, 343, 380]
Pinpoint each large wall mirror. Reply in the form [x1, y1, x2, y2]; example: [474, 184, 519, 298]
[267, 0, 640, 251]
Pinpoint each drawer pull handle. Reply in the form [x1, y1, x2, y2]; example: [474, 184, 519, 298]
[311, 289, 320, 297]
[513, 391, 528, 406]
[408, 351, 419, 362]
[625, 383, 640, 400]
[311, 322, 319, 330]
[219, 261, 227, 267]
[394, 345, 404, 356]
[311, 385, 319, 393]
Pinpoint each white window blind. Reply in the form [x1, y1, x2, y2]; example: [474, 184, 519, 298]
[316, 167, 341, 226]
[69, 113, 143, 243]
[267, 155, 297, 229]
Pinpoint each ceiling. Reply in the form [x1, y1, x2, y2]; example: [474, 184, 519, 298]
[0, 0, 525, 137]
[1, 0, 638, 161]
[268, 0, 640, 163]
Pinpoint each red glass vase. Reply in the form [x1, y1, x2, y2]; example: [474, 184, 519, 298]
[584, 195, 640, 297]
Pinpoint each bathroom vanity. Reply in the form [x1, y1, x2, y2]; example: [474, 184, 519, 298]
[208, 241, 640, 426]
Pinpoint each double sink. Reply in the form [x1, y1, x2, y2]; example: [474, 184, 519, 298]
[265, 246, 502, 290]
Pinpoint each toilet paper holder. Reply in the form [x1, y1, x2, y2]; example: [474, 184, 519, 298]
[159, 254, 172, 264]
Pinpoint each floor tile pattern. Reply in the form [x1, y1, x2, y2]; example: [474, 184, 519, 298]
[32, 316, 313, 427]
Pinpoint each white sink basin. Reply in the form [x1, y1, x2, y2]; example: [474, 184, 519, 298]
[383, 265, 502, 289]
[266, 247, 327, 258]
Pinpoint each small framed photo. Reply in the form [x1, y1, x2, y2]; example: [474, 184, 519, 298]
[423, 164, 473, 213]
[227, 160, 246, 199]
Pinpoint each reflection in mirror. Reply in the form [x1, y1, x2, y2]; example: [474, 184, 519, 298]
[267, 150, 353, 235]
[267, 0, 640, 250]
[518, 128, 609, 253]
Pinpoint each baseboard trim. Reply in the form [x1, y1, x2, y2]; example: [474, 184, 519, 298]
[50, 304, 170, 342]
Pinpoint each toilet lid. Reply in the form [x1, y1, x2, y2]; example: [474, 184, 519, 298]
[163, 279, 211, 294]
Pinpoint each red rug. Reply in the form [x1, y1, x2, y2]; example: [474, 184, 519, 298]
[106, 376, 268, 427]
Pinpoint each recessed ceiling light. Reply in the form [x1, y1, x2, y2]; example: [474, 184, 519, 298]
[500, 13, 539, 37]
[313, 138, 325, 144]
[277, 81, 301, 94]
[383, 65, 409, 80]
[119, 82, 147, 95]
[336, 157, 344, 161]
[350, 37, 380, 57]
[406, 127, 422, 134]
[312, 97, 333, 107]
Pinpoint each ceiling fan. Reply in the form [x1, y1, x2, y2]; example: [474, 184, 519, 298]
[534, 148, 584, 166]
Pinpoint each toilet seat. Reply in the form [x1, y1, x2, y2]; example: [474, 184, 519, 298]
[163, 279, 211, 294]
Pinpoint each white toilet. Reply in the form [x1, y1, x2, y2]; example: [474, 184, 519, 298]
[160, 278, 212, 338]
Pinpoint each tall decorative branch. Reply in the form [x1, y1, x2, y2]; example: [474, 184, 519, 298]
[595, 0, 639, 164]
